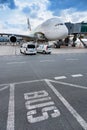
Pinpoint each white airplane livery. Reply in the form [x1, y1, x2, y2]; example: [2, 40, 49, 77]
[0, 17, 69, 43]
[29, 18, 68, 41]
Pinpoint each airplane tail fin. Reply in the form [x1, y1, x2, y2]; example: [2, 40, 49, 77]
[27, 18, 31, 31]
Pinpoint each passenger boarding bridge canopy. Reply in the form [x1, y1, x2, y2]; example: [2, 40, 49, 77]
[81, 23, 87, 33]
[65, 22, 87, 35]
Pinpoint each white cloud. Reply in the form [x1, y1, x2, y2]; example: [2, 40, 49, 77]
[15, 0, 53, 27]
[60, 8, 87, 23]
[0, 0, 53, 34]
[0, 0, 87, 35]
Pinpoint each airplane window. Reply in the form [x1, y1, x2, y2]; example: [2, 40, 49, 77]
[60, 23, 63, 25]
[55, 23, 63, 26]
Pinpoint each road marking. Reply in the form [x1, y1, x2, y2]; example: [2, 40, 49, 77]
[40, 60, 54, 63]
[7, 61, 26, 64]
[0, 73, 86, 88]
[0, 86, 9, 92]
[24, 90, 60, 123]
[25, 96, 52, 109]
[71, 74, 83, 77]
[0, 83, 9, 87]
[66, 59, 79, 61]
[54, 76, 67, 80]
[7, 84, 15, 130]
[47, 79, 87, 90]
[26, 101, 54, 110]
[24, 90, 49, 100]
[14, 79, 44, 85]
[27, 106, 60, 123]
[45, 79, 87, 130]
[0, 79, 44, 86]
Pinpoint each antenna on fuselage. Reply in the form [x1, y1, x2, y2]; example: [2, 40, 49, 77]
[27, 18, 31, 31]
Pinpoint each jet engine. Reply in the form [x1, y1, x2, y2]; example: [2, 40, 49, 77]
[9, 35, 17, 43]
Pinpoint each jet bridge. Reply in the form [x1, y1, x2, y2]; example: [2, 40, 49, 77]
[65, 22, 87, 47]
[65, 22, 87, 34]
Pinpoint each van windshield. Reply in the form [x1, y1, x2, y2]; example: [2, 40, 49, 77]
[27, 45, 35, 48]
[47, 46, 51, 49]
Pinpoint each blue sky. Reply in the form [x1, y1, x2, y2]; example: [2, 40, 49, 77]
[49, 0, 87, 12]
[0, 0, 87, 34]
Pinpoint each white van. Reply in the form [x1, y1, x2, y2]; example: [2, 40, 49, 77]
[20, 42, 37, 55]
[37, 45, 52, 54]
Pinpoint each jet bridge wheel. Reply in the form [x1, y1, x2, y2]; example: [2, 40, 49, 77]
[72, 34, 77, 47]
[55, 44, 60, 48]
[57, 44, 60, 48]
[72, 44, 76, 47]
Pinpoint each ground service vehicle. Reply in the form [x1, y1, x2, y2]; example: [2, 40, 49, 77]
[20, 42, 37, 55]
[37, 45, 52, 54]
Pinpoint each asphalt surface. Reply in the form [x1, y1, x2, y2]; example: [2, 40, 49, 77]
[0, 47, 87, 130]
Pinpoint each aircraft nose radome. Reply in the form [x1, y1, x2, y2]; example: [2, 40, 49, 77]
[48, 26, 68, 40]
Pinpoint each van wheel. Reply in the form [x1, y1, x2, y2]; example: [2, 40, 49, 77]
[43, 51, 46, 54]
[20, 50, 22, 53]
[24, 51, 26, 55]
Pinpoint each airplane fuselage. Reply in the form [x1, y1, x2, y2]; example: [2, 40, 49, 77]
[32, 18, 69, 41]
[0, 17, 69, 43]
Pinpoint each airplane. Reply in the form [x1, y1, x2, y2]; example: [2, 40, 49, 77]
[0, 36, 9, 42]
[0, 18, 69, 45]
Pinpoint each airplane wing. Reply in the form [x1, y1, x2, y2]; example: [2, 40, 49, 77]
[0, 18, 36, 43]
[0, 32, 36, 43]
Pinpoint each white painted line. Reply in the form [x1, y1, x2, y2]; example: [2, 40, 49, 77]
[26, 96, 51, 105]
[0, 79, 44, 86]
[45, 79, 87, 130]
[14, 79, 44, 85]
[24, 90, 49, 100]
[40, 60, 54, 63]
[25, 97, 53, 110]
[26, 101, 54, 110]
[66, 59, 79, 61]
[47, 79, 87, 90]
[7, 84, 15, 130]
[7, 61, 26, 64]
[0, 86, 9, 92]
[0, 83, 9, 87]
[71, 74, 83, 77]
[54, 76, 67, 80]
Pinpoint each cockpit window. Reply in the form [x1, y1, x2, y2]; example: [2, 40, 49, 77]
[55, 23, 63, 26]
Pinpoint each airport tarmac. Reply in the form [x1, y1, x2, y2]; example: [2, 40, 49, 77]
[0, 45, 87, 130]
[0, 45, 87, 55]
[0, 45, 20, 55]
